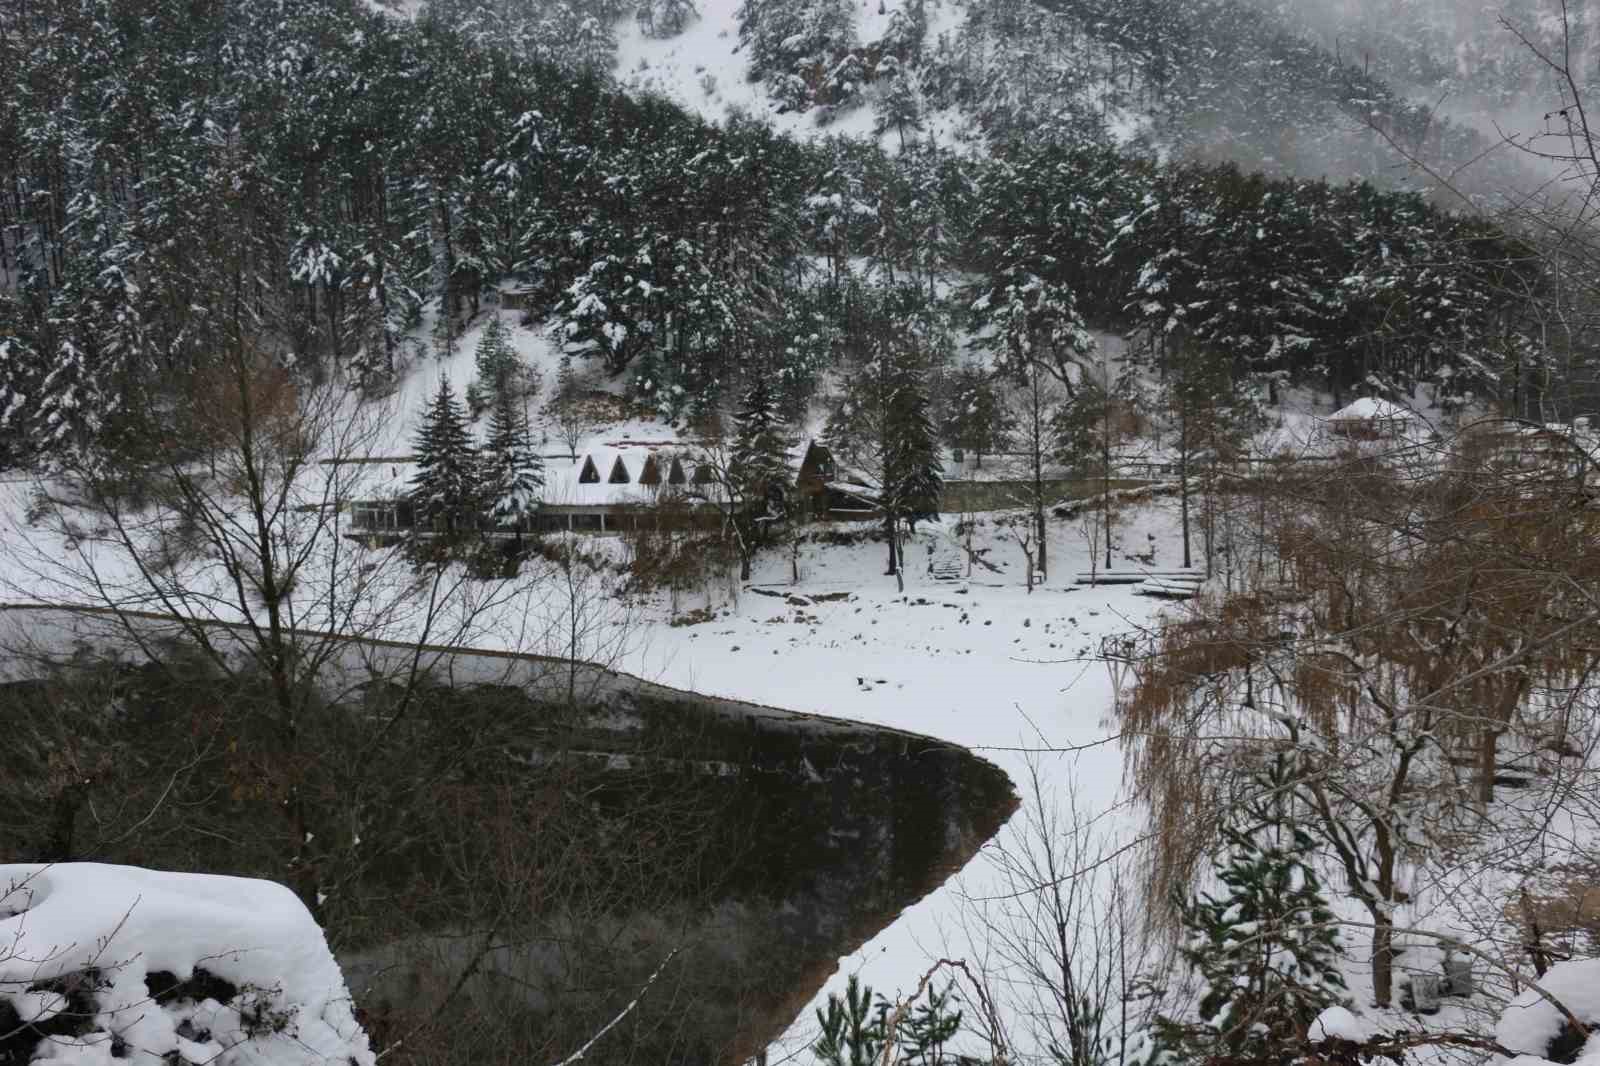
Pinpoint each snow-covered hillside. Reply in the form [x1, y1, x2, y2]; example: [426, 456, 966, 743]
[613, 0, 971, 146]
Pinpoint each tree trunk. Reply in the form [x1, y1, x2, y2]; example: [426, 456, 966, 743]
[1370, 907, 1394, 1007]
[1103, 497, 1113, 572]
[1035, 504, 1047, 581]
[1479, 679, 1527, 806]
[1479, 727, 1505, 807]
[1179, 459, 1192, 569]
[1178, 381, 1192, 569]
[885, 513, 898, 576]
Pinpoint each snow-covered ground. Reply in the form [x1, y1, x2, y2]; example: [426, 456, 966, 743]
[1, 305, 1585, 1063]
[0, 302, 1182, 1056]
[613, 506, 1182, 1055]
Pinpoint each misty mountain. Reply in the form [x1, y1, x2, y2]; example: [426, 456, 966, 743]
[419, 0, 1551, 194]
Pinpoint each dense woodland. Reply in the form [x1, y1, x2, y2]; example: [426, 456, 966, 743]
[1, 0, 1587, 475]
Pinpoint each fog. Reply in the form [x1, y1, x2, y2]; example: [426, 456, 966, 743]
[1260, 0, 1600, 194]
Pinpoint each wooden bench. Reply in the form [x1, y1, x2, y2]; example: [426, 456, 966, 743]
[1137, 579, 1202, 600]
[1074, 570, 1201, 585]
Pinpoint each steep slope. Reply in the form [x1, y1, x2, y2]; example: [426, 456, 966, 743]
[609, 0, 1525, 189]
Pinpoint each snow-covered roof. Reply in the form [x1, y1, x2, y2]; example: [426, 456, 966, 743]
[544, 444, 726, 507]
[827, 480, 882, 503]
[348, 444, 728, 508]
[1327, 397, 1414, 422]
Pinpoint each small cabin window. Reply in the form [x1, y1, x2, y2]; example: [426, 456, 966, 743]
[353, 502, 406, 531]
[667, 458, 687, 484]
[692, 463, 715, 485]
[608, 457, 630, 484]
[578, 456, 600, 483]
[639, 455, 662, 485]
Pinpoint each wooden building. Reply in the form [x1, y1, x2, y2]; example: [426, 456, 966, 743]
[344, 444, 727, 542]
[1325, 397, 1418, 441]
[794, 440, 882, 520]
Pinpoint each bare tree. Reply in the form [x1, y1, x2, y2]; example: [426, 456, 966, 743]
[997, 512, 1038, 593]
[1116, 422, 1600, 1009]
[959, 757, 1170, 1066]
[998, 368, 1067, 583]
[1, 341, 549, 912]
[538, 534, 639, 709]
[1077, 504, 1111, 587]
[548, 356, 593, 461]
[680, 419, 759, 585]
[0, 346, 719, 1066]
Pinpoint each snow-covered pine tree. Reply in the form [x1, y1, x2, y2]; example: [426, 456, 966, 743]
[873, 58, 928, 154]
[879, 0, 928, 63]
[637, 0, 698, 37]
[1149, 761, 1348, 1064]
[942, 362, 1007, 471]
[479, 389, 544, 536]
[885, 372, 942, 534]
[410, 376, 480, 540]
[730, 374, 792, 531]
[471, 315, 519, 414]
[736, 0, 859, 111]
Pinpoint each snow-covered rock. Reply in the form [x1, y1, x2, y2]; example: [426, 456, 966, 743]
[0, 863, 373, 1066]
[1311, 1005, 1376, 1042]
[1495, 958, 1600, 1064]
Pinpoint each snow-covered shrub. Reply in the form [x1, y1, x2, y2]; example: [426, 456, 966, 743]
[1495, 959, 1600, 1065]
[0, 863, 373, 1066]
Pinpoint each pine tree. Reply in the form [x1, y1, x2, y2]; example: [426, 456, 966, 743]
[410, 376, 479, 539]
[638, 0, 698, 37]
[813, 975, 888, 1066]
[472, 315, 519, 412]
[896, 983, 962, 1064]
[812, 976, 963, 1066]
[885, 373, 942, 534]
[730, 375, 792, 530]
[1151, 762, 1348, 1064]
[479, 389, 544, 535]
[873, 59, 928, 153]
[737, 0, 858, 111]
[943, 362, 1007, 471]
[1159, 335, 1257, 571]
